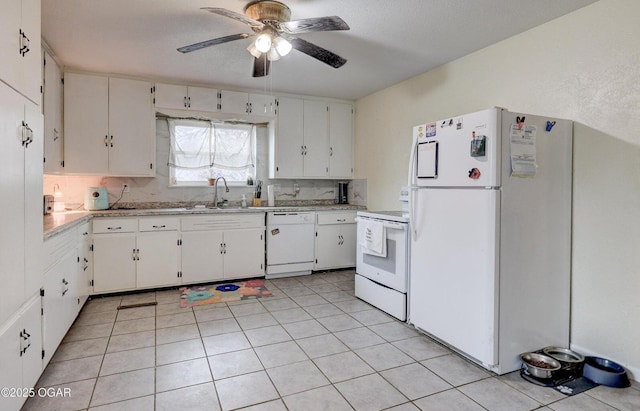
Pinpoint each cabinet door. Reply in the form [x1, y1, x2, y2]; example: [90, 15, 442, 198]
[19, 0, 41, 104]
[315, 224, 356, 270]
[329, 102, 353, 178]
[303, 100, 329, 177]
[108, 77, 154, 176]
[181, 231, 224, 284]
[43, 51, 64, 173]
[24, 99, 43, 297]
[249, 93, 276, 116]
[78, 225, 92, 307]
[0, 316, 23, 411]
[21, 296, 43, 390]
[188, 86, 219, 112]
[63, 72, 109, 174]
[93, 233, 137, 293]
[136, 232, 180, 288]
[219, 90, 248, 115]
[0, 84, 25, 325]
[223, 229, 265, 279]
[0, 0, 41, 103]
[274, 96, 304, 177]
[154, 83, 188, 110]
[42, 248, 77, 366]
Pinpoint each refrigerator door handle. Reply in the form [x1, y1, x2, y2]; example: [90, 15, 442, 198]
[408, 135, 418, 241]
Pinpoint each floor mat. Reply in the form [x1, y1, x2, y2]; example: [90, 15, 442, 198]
[179, 279, 272, 308]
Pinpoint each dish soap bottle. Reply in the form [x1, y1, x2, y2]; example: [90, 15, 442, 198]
[241, 194, 247, 208]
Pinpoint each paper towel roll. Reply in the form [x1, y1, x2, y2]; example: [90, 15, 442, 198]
[267, 185, 275, 206]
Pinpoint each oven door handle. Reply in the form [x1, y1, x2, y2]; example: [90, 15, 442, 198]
[356, 218, 407, 231]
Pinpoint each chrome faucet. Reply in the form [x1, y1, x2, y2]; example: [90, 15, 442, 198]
[212, 177, 229, 208]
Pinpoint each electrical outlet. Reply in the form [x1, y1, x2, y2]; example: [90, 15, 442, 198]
[122, 184, 130, 193]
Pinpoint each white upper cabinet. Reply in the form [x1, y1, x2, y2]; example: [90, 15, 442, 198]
[329, 102, 354, 178]
[272, 96, 304, 177]
[0, 0, 41, 103]
[270, 97, 353, 179]
[43, 51, 63, 174]
[154, 83, 219, 112]
[302, 99, 330, 177]
[64, 73, 155, 176]
[220, 90, 276, 116]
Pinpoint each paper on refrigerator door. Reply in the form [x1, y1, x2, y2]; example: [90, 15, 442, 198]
[509, 124, 537, 177]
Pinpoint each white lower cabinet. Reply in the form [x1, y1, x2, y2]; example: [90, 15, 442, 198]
[180, 214, 265, 284]
[136, 231, 180, 288]
[181, 230, 224, 284]
[92, 232, 137, 293]
[42, 247, 78, 366]
[0, 296, 42, 411]
[92, 217, 180, 292]
[315, 211, 357, 270]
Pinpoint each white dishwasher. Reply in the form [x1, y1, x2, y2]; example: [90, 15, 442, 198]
[266, 212, 316, 278]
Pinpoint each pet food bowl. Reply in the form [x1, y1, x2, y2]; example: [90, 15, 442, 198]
[520, 352, 561, 379]
[583, 356, 630, 388]
[542, 346, 585, 363]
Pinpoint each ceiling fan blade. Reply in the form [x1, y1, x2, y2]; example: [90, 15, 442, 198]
[177, 33, 252, 53]
[279, 16, 350, 34]
[287, 37, 347, 68]
[252, 54, 271, 78]
[202, 7, 264, 30]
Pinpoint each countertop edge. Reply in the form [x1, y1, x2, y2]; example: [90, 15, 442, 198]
[44, 205, 365, 239]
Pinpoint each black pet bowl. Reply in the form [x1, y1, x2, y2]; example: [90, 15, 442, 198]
[583, 356, 630, 388]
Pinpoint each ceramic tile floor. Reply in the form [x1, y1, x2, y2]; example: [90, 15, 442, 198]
[23, 269, 639, 411]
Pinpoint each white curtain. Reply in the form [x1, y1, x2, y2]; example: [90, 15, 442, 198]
[167, 118, 255, 183]
[167, 119, 212, 169]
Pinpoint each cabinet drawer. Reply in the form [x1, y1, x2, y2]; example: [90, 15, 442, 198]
[93, 218, 138, 234]
[181, 213, 264, 231]
[43, 228, 77, 272]
[316, 211, 357, 225]
[139, 217, 179, 232]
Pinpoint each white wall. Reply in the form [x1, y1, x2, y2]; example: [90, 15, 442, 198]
[355, 0, 640, 378]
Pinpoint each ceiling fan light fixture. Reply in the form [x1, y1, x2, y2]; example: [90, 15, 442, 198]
[246, 41, 262, 58]
[274, 36, 292, 56]
[267, 47, 281, 61]
[254, 32, 272, 53]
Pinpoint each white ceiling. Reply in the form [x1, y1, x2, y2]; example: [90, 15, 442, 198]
[42, 0, 598, 101]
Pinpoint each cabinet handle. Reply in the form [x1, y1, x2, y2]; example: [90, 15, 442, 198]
[220, 243, 224, 254]
[21, 121, 34, 147]
[19, 29, 30, 56]
[152, 225, 166, 229]
[336, 219, 346, 222]
[188, 96, 191, 108]
[184, 96, 187, 108]
[104, 135, 109, 147]
[223, 243, 227, 254]
[110, 135, 113, 147]
[330, 147, 333, 157]
[107, 226, 122, 230]
[53, 128, 60, 141]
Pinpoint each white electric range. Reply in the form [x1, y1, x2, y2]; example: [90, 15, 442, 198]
[355, 210, 410, 321]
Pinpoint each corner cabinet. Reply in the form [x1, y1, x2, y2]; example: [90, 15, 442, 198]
[63, 73, 155, 176]
[315, 211, 357, 270]
[270, 97, 353, 179]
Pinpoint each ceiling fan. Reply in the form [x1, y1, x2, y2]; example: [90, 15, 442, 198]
[177, 0, 350, 77]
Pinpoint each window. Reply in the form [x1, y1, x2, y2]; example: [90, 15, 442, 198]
[167, 119, 256, 186]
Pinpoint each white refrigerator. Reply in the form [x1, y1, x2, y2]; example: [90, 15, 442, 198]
[408, 108, 572, 374]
